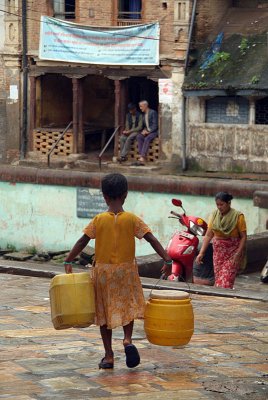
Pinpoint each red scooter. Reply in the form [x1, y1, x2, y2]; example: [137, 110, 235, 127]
[162, 199, 208, 282]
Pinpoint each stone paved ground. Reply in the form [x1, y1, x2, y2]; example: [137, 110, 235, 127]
[0, 274, 267, 400]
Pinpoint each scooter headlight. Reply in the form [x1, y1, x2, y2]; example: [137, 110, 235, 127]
[183, 245, 195, 255]
[190, 221, 205, 236]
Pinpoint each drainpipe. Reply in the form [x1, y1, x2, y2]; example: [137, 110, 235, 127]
[181, 95, 187, 171]
[182, 0, 197, 171]
[185, 0, 198, 76]
[21, 0, 28, 159]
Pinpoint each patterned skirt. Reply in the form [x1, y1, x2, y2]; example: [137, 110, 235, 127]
[213, 238, 241, 289]
[92, 261, 145, 329]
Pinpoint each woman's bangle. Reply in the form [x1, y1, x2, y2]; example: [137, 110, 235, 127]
[63, 261, 75, 265]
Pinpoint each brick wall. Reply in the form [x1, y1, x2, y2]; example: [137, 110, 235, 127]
[78, 0, 113, 25]
[195, 0, 233, 42]
[27, 1, 49, 53]
[27, 0, 186, 61]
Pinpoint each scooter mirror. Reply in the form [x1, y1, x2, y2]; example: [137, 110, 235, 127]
[172, 199, 182, 207]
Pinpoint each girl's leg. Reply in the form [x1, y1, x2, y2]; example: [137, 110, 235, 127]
[100, 325, 114, 362]
[123, 321, 140, 368]
[123, 320, 134, 347]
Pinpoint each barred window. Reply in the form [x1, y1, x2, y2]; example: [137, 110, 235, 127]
[54, 0, 75, 20]
[118, 0, 142, 20]
[205, 97, 249, 124]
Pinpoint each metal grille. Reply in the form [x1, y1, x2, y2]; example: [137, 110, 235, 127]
[206, 97, 249, 124]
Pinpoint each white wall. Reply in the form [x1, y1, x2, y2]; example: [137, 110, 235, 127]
[0, 181, 261, 254]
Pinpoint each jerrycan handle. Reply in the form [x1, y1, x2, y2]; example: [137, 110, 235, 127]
[149, 276, 191, 299]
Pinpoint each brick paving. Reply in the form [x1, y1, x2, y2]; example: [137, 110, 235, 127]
[0, 274, 267, 399]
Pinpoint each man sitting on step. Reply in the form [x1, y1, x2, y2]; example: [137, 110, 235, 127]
[134, 100, 158, 166]
[118, 103, 143, 163]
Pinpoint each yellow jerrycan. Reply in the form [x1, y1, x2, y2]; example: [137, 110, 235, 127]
[144, 290, 194, 346]
[49, 272, 95, 330]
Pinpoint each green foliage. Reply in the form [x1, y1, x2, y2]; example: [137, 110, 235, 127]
[6, 243, 16, 252]
[251, 75, 260, 84]
[196, 81, 207, 88]
[227, 165, 244, 174]
[188, 159, 204, 172]
[239, 38, 249, 56]
[208, 52, 231, 77]
[26, 246, 38, 255]
[213, 52, 231, 63]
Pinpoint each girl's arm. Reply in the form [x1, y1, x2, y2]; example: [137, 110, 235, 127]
[64, 234, 90, 273]
[144, 232, 172, 275]
[144, 232, 171, 261]
[195, 228, 214, 264]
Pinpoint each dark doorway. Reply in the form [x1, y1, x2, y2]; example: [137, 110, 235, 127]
[127, 77, 159, 112]
[83, 76, 115, 153]
[255, 97, 268, 125]
[41, 74, 72, 127]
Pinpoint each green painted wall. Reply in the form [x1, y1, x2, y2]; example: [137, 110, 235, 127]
[0, 181, 261, 256]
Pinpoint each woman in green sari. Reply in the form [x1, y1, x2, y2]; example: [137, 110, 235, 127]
[196, 192, 247, 289]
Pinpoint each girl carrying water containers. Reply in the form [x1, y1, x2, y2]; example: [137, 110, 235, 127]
[64, 173, 172, 369]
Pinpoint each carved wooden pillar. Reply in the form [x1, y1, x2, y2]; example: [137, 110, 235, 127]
[36, 76, 42, 128]
[114, 79, 126, 156]
[72, 78, 79, 153]
[29, 76, 36, 151]
[114, 80, 120, 156]
[77, 78, 84, 153]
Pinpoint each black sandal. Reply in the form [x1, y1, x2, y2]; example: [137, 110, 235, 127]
[117, 156, 128, 163]
[131, 161, 145, 166]
[98, 357, 114, 369]
[125, 344, 140, 368]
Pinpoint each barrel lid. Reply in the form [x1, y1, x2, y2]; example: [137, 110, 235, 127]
[150, 290, 190, 300]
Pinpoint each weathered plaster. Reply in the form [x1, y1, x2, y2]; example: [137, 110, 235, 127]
[188, 123, 268, 173]
[0, 180, 263, 255]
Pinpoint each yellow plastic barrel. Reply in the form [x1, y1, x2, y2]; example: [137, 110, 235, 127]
[144, 290, 194, 346]
[49, 272, 95, 330]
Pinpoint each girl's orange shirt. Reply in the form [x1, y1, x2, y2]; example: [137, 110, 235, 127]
[83, 211, 151, 264]
[208, 214, 247, 239]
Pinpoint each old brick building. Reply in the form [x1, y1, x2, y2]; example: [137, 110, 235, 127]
[1, 0, 194, 168]
[0, 2, 21, 163]
[1, 1, 267, 173]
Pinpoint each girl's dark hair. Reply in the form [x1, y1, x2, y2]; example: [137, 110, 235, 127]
[101, 173, 128, 200]
[215, 192, 233, 203]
